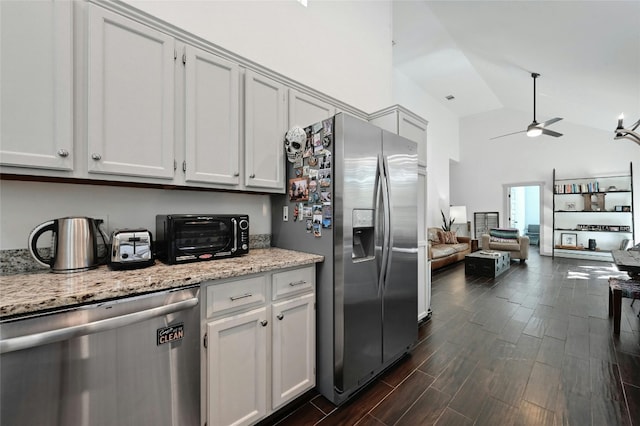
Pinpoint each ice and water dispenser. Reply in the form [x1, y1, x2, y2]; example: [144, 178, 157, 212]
[352, 209, 375, 261]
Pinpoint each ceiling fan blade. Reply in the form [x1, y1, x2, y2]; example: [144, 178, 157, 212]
[541, 117, 563, 127]
[489, 129, 526, 140]
[541, 128, 562, 137]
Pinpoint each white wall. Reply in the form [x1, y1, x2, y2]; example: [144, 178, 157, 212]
[0, 180, 270, 249]
[392, 70, 460, 227]
[125, 0, 394, 113]
[451, 108, 640, 256]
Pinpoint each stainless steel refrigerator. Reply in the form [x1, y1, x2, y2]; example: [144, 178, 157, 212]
[272, 113, 418, 405]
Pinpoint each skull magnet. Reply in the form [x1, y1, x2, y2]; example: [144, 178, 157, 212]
[284, 126, 306, 163]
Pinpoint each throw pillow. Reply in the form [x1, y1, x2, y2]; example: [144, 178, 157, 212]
[442, 230, 458, 244]
[427, 228, 440, 243]
[489, 228, 519, 240]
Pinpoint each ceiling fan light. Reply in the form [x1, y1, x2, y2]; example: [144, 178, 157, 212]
[527, 127, 542, 137]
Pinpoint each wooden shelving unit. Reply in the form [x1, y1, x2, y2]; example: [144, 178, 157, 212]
[552, 162, 635, 261]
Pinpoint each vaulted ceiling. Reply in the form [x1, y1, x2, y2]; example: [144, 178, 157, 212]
[392, 1, 640, 134]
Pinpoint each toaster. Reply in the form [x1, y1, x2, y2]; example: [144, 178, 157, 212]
[109, 229, 155, 269]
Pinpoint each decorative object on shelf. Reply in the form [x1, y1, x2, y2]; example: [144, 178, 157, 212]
[583, 193, 606, 211]
[561, 233, 578, 247]
[588, 238, 597, 251]
[614, 113, 640, 146]
[490, 72, 563, 140]
[565, 202, 577, 211]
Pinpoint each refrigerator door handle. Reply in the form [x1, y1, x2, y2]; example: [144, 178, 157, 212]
[382, 155, 393, 293]
[375, 158, 384, 296]
[378, 155, 391, 296]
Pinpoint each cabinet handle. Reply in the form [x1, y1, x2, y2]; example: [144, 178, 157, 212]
[260, 320, 268, 327]
[249, 174, 255, 179]
[57, 149, 69, 158]
[289, 280, 307, 287]
[234, 172, 240, 177]
[91, 153, 102, 161]
[276, 313, 284, 320]
[229, 293, 252, 301]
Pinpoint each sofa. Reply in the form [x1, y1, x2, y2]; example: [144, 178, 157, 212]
[428, 227, 471, 271]
[481, 228, 530, 262]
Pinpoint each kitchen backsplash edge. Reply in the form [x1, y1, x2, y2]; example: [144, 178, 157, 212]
[0, 234, 271, 275]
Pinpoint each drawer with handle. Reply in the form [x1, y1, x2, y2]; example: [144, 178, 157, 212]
[272, 266, 315, 300]
[206, 275, 267, 317]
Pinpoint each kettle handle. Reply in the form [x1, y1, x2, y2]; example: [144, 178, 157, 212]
[28, 221, 55, 268]
[95, 219, 110, 264]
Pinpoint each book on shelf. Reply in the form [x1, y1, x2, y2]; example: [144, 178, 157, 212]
[554, 181, 600, 194]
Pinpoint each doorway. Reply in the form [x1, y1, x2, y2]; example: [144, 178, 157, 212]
[504, 182, 543, 250]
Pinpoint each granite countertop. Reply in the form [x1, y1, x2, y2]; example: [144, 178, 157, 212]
[0, 248, 323, 320]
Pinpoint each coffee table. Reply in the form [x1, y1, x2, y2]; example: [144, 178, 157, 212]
[465, 250, 510, 278]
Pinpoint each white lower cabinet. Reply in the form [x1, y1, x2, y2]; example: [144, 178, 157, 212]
[203, 266, 315, 426]
[271, 293, 315, 410]
[207, 307, 268, 426]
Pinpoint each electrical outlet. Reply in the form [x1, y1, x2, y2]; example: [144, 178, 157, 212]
[283, 206, 289, 222]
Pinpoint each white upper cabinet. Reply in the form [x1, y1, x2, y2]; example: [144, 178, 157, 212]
[244, 70, 286, 192]
[288, 89, 336, 129]
[87, 4, 175, 179]
[399, 111, 428, 167]
[369, 106, 428, 167]
[183, 45, 240, 186]
[0, 0, 73, 171]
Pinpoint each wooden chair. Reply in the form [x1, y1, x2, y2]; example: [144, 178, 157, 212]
[608, 277, 640, 334]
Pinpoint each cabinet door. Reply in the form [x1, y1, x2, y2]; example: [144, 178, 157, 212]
[184, 45, 240, 185]
[288, 89, 335, 129]
[271, 293, 315, 410]
[0, 0, 73, 171]
[398, 111, 427, 167]
[207, 307, 268, 426]
[87, 5, 175, 179]
[244, 70, 286, 191]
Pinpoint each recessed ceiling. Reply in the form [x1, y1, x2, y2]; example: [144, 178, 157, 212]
[392, 1, 640, 132]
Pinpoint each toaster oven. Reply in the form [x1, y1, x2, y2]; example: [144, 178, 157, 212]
[155, 214, 249, 264]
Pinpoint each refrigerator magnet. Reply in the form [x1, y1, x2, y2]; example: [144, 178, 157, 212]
[289, 177, 309, 202]
[303, 206, 312, 219]
[306, 219, 313, 233]
[308, 156, 318, 167]
[313, 222, 322, 237]
[322, 118, 332, 135]
[309, 180, 318, 192]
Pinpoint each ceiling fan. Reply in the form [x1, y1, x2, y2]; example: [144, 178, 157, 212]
[490, 72, 563, 140]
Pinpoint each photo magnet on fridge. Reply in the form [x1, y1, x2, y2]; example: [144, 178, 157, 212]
[289, 177, 309, 202]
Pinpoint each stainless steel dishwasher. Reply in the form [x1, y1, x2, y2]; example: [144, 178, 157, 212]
[0, 286, 200, 426]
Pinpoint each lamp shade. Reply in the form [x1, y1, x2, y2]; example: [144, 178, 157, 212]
[449, 205, 467, 224]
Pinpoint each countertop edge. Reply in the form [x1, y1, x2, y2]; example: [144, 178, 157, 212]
[0, 248, 323, 321]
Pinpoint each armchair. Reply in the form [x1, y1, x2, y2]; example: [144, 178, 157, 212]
[481, 228, 530, 262]
[525, 224, 540, 246]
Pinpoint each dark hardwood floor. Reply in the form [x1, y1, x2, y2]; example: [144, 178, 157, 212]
[266, 250, 640, 425]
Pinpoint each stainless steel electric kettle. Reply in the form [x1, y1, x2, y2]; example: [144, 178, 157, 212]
[28, 217, 110, 273]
